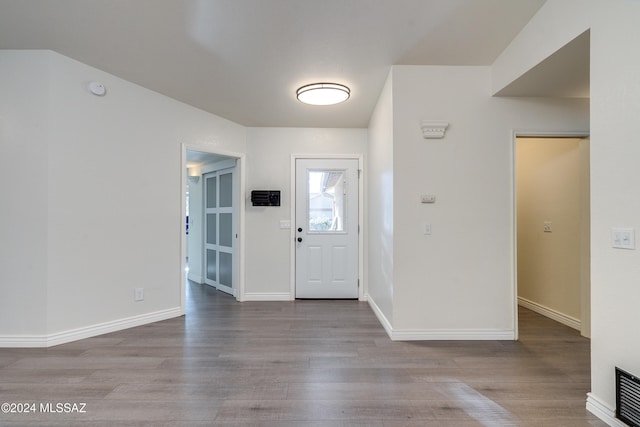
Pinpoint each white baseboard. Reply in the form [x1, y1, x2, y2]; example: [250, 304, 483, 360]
[0, 335, 49, 348]
[391, 329, 515, 341]
[187, 272, 204, 283]
[518, 296, 581, 330]
[367, 295, 393, 338]
[0, 307, 182, 348]
[241, 292, 292, 301]
[586, 392, 626, 427]
[367, 295, 515, 341]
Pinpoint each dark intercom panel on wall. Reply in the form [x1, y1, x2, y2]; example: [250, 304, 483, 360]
[251, 190, 281, 206]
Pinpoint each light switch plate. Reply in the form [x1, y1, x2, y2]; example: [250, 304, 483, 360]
[423, 224, 431, 235]
[279, 220, 291, 229]
[612, 227, 635, 249]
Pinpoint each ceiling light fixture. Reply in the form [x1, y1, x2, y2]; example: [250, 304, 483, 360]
[296, 83, 350, 106]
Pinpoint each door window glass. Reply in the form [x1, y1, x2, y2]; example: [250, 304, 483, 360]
[206, 176, 217, 208]
[219, 213, 233, 247]
[219, 172, 233, 208]
[206, 213, 217, 244]
[307, 170, 346, 232]
[219, 252, 232, 287]
[206, 249, 217, 281]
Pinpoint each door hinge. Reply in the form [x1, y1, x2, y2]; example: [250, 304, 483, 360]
[358, 169, 361, 178]
[358, 279, 360, 288]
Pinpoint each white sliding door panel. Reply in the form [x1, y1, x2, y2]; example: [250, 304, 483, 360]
[203, 166, 236, 296]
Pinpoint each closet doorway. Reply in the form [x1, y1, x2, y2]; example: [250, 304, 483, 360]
[514, 135, 590, 338]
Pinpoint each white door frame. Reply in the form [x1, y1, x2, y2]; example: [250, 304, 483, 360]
[180, 143, 246, 315]
[290, 154, 365, 301]
[510, 130, 589, 340]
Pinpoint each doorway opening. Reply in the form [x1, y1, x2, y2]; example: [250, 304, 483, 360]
[513, 134, 590, 339]
[181, 145, 245, 312]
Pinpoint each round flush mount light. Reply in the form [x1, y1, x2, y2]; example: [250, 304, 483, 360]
[296, 83, 350, 105]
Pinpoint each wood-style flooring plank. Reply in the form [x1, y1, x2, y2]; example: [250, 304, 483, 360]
[0, 281, 606, 426]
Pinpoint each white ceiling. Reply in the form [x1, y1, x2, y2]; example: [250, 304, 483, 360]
[186, 149, 230, 167]
[0, 0, 569, 128]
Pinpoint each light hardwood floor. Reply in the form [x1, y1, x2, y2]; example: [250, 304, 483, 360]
[0, 281, 606, 426]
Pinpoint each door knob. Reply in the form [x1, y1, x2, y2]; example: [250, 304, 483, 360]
[297, 237, 303, 242]
[298, 227, 302, 232]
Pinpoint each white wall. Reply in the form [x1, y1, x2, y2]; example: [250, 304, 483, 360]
[244, 127, 367, 299]
[516, 137, 584, 324]
[0, 51, 49, 336]
[0, 50, 246, 343]
[589, 0, 640, 419]
[495, 0, 640, 422]
[366, 72, 394, 323]
[391, 66, 588, 336]
[367, 64, 589, 339]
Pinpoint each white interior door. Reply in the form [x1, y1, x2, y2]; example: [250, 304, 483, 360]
[295, 158, 359, 298]
[204, 166, 236, 296]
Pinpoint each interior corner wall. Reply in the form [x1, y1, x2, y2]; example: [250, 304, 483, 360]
[389, 65, 588, 335]
[244, 127, 367, 298]
[0, 51, 49, 336]
[366, 72, 394, 323]
[516, 138, 583, 322]
[1, 50, 246, 342]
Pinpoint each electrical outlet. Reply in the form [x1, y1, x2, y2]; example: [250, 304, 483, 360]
[134, 287, 144, 301]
